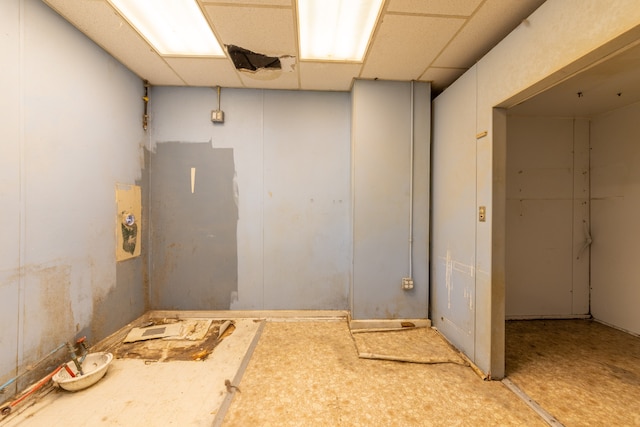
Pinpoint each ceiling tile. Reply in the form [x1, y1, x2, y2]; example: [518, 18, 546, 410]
[387, 0, 483, 16]
[419, 67, 466, 92]
[361, 14, 464, 81]
[43, 0, 184, 85]
[507, 43, 640, 117]
[432, 0, 546, 68]
[201, 0, 291, 5]
[43, 0, 549, 92]
[237, 68, 299, 89]
[299, 62, 362, 91]
[204, 5, 296, 56]
[164, 57, 243, 87]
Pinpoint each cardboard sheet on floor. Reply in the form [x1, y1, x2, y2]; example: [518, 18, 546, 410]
[124, 323, 183, 343]
[351, 327, 467, 365]
[177, 319, 214, 341]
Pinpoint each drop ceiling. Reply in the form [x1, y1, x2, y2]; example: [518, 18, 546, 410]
[43, 0, 546, 92]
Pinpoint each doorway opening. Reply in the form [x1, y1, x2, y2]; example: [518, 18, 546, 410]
[500, 40, 640, 425]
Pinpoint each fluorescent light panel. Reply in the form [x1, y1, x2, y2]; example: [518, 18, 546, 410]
[298, 0, 383, 61]
[108, 0, 224, 57]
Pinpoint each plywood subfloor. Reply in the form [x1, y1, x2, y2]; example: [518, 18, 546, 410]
[352, 327, 466, 365]
[222, 320, 545, 426]
[506, 319, 640, 426]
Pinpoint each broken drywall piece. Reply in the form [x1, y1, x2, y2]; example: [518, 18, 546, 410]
[178, 319, 213, 341]
[218, 320, 234, 339]
[116, 184, 141, 261]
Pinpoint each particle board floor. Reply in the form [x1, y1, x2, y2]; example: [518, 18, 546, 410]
[351, 327, 467, 365]
[221, 320, 545, 426]
[506, 319, 640, 426]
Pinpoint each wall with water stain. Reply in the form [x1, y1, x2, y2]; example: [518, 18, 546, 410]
[0, 0, 146, 396]
[432, 68, 478, 359]
[148, 88, 352, 310]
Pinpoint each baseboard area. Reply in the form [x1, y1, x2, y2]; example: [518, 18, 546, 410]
[505, 314, 591, 321]
[349, 318, 431, 332]
[147, 310, 349, 320]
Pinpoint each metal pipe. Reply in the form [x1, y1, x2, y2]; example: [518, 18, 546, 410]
[66, 342, 84, 376]
[0, 342, 66, 394]
[1, 365, 64, 416]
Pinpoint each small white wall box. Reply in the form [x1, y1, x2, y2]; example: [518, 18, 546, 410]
[211, 110, 224, 123]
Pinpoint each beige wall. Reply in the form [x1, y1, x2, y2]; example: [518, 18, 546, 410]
[591, 102, 640, 335]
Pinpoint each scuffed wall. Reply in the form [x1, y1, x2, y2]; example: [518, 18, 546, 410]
[351, 80, 430, 320]
[431, 69, 477, 358]
[0, 0, 146, 396]
[432, 0, 640, 377]
[148, 88, 351, 310]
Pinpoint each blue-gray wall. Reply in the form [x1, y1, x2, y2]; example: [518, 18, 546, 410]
[148, 87, 352, 310]
[0, 0, 146, 395]
[351, 80, 430, 319]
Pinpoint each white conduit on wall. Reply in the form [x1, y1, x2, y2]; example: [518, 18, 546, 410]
[408, 81, 415, 280]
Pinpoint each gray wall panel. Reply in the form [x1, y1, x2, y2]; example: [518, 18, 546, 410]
[351, 80, 430, 319]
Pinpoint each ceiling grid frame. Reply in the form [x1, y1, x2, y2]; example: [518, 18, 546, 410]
[41, 0, 547, 92]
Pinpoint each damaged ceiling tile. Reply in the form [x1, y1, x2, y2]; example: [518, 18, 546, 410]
[226, 44, 296, 78]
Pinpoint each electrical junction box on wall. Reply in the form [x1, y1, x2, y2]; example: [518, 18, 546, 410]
[211, 110, 224, 123]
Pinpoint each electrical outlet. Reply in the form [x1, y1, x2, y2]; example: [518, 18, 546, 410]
[402, 277, 414, 290]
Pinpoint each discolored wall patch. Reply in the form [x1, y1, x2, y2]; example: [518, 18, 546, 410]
[149, 143, 238, 310]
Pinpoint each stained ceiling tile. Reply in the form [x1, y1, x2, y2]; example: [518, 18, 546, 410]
[387, 0, 483, 16]
[204, 5, 296, 56]
[432, 0, 547, 68]
[237, 67, 299, 90]
[361, 15, 464, 81]
[299, 62, 362, 91]
[164, 57, 243, 87]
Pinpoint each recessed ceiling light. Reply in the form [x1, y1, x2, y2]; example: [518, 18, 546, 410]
[108, 0, 224, 57]
[298, 0, 383, 62]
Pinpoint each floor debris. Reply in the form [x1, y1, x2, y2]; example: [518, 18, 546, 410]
[113, 319, 231, 362]
[351, 326, 468, 365]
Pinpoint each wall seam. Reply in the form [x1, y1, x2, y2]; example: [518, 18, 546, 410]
[571, 118, 576, 314]
[17, 0, 26, 385]
[587, 119, 592, 315]
[261, 90, 265, 310]
[473, 66, 479, 363]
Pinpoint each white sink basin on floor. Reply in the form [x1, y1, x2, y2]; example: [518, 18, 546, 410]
[53, 352, 113, 392]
